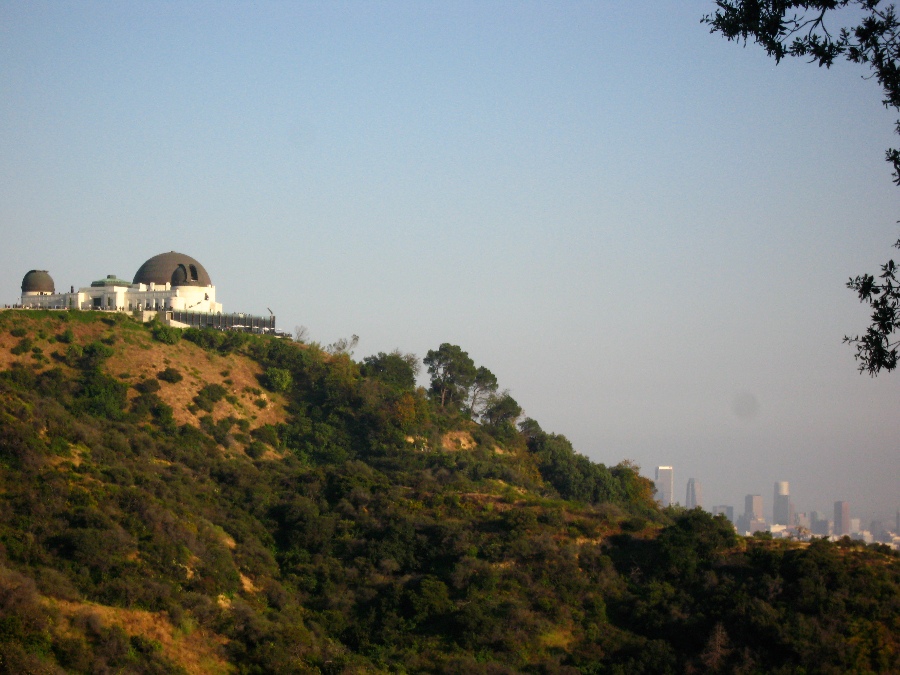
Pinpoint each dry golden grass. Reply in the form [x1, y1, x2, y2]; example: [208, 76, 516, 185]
[53, 599, 233, 675]
[0, 311, 287, 435]
[107, 334, 286, 431]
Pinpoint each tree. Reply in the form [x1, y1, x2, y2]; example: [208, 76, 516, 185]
[467, 366, 498, 417]
[482, 391, 522, 429]
[423, 343, 476, 409]
[325, 334, 359, 356]
[704, 1, 900, 374]
[361, 351, 419, 390]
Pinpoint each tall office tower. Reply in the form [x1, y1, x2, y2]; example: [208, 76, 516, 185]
[685, 478, 702, 509]
[746, 494, 763, 520]
[655, 466, 674, 507]
[773, 481, 792, 526]
[834, 501, 850, 536]
[737, 494, 766, 533]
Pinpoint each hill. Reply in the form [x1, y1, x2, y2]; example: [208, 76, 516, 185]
[0, 310, 898, 674]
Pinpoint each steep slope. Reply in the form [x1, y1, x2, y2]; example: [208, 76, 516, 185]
[0, 310, 897, 674]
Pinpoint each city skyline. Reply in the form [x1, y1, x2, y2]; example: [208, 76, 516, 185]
[653, 465, 888, 528]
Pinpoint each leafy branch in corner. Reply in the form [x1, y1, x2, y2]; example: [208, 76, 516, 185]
[845, 238, 900, 373]
[704, 1, 900, 373]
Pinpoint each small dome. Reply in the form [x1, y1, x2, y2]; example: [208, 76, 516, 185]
[21, 270, 55, 294]
[133, 251, 212, 287]
[90, 275, 132, 288]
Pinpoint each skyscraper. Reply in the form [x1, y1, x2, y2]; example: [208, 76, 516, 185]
[685, 478, 702, 509]
[834, 501, 850, 536]
[655, 466, 674, 507]
[737, 494, 766, 533]
[773, 481, 792, 526]
[746, 494, 763, 520]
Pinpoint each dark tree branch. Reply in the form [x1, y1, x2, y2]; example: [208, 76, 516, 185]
[705, 2, 900, 374]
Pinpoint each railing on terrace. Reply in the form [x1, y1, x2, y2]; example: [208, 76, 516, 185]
[170, 310, 276, 332]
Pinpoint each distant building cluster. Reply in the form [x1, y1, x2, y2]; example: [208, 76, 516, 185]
[654, 465, 900, 550]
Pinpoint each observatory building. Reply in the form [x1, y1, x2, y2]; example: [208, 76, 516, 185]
[20, 251, 222, 314]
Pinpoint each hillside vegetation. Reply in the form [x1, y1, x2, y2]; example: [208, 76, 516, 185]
[0, 310, 898, 674]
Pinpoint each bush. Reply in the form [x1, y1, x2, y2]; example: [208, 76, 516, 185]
[246, 441, 267, 459]
[251, 424, 279, 447]
[134, 378, 161, 394]
[157, 367, 183, 383]
[194, 383, 228, 412]
[75, 371, 128, 419]
[10, 338, 33, 355]
[150, 322, 181, 345]
[81, 342, 115, 369]
[183, 328, 248, 354]
[265, 367, 292, 392]
[64, 344, 84, 367]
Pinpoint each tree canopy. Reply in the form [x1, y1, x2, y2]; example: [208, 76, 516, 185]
[704, 0, 900, 374]
[360, 350, 419, 390]
[423, 343, 476, 409]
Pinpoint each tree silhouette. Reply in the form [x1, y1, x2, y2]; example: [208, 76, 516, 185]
[704, 1, 900, 373]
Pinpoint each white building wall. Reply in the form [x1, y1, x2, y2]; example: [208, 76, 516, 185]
[22, 284, 222, 314]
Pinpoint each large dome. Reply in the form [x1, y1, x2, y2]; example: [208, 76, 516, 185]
[133, 251, 212, 287]
[21, 270, 55, 294]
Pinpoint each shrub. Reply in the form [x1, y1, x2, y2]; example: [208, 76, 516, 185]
[194, 383, 228, 412]
[157, 367, 183, 383]
[150, 322, 181, 345]
[246, 441, 267, 459]
[183, 328, 247, 353]
[10, 337, 33, 355]
[10, 327, 27, 338]
[81, 341, 115, 368]
[134, 378, 161, 394]
[251, 424, 279, 447]
[76, 371, 128, 419]
[64, 344, 83, 367]
[265, 367, 292, 392]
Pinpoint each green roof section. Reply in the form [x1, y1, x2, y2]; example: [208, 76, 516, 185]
[90, 274, 132, 288]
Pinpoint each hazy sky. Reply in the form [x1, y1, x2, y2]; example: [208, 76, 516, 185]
[2, 1, 898, 523]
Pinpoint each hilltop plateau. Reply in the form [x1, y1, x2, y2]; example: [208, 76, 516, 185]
[0, 310, 898, 674]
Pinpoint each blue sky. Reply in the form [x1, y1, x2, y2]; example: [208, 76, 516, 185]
[2, 1, 898, 523]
